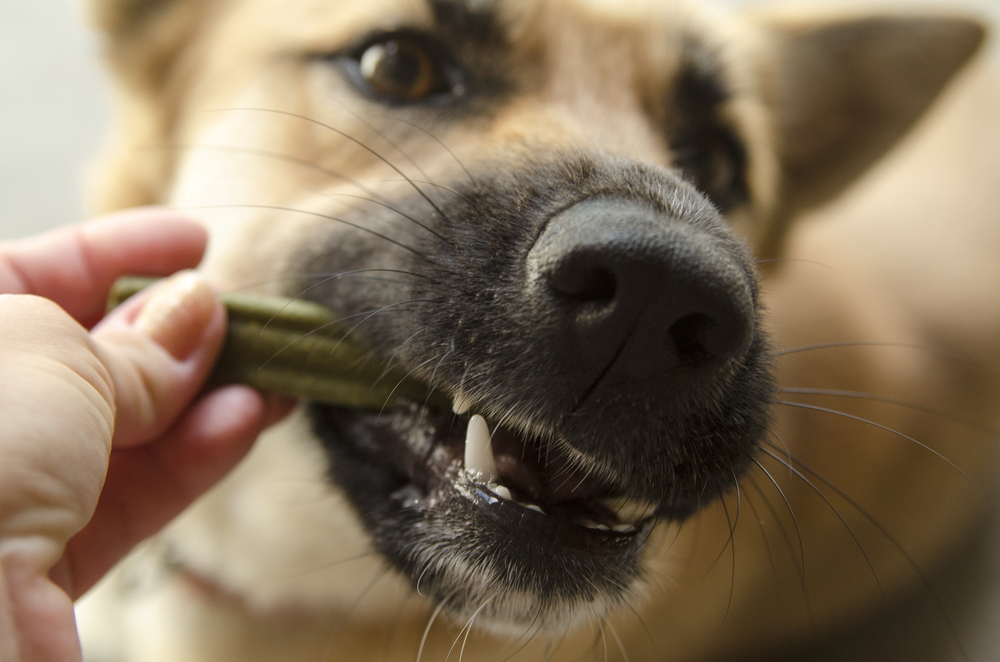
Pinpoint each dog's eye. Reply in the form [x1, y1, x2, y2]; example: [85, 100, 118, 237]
[673, 131, 747, 210]
[354, 35, 456, 102]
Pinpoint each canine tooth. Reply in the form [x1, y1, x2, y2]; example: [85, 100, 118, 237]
[452, 392, 473, 415]
[493, 485, 512, 500]
[464, 414, 497, 482]
[525, 504, 544, 514]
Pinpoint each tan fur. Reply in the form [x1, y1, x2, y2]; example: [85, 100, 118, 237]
[77, 1, 1000, 660]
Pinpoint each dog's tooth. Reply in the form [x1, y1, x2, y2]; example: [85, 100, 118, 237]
[464, 414, 497, 482]
[493, 485, 512, 501]
[524, 504, 544, 514]
[452, 392, 473, 415]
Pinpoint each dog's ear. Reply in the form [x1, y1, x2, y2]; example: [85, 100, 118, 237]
[758, 12, 986, 215]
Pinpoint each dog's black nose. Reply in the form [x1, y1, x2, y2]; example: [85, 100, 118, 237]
[526, 198, 755, 384]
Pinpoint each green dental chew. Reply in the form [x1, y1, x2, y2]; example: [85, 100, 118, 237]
[108, 276, 449, 410]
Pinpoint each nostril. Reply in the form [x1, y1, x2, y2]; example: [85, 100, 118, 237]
[549, 262, 617, 303]
[668, 295, 754, 363]
[527, 197, 756, 380]
[667, 313, 715, 365]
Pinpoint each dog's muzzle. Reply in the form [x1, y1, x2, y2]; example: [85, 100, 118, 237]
[306, 158, 773, 628]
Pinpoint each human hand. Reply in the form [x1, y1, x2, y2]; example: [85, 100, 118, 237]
[0, 209, 290, 662]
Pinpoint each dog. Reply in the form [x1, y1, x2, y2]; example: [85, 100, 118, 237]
[75, 0, 1000, 660]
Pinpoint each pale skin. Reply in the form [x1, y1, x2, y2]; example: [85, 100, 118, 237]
[0, 208, 291, 662]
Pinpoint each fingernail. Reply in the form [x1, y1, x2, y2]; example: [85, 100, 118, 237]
[134, 271, 217, 360]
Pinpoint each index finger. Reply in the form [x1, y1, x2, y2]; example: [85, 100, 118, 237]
[0, 208, 207, 328]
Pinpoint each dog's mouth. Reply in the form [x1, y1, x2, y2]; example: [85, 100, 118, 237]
[453, 410, 659, 540]
[313, 386, 664, 630]
[317, 392, 658, 555]
[313, 378, 667, 630]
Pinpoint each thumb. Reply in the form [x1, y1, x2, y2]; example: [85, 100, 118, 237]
[91, 272, 226, 448]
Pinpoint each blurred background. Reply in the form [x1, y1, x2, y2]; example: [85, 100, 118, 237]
[1, 0, 998, 240]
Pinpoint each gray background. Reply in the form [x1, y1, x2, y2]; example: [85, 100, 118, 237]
[0, 1, 109, 240]
[1, 0, 998, 240]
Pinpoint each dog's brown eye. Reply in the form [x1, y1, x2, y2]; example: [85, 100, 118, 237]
[673, 131, 747, 211]
[357, 36, 452, 101]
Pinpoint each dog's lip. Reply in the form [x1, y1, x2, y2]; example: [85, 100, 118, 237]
[457, 483, 657, 554]
[339, 396, 659, 547]
[462, 417, 659, 531]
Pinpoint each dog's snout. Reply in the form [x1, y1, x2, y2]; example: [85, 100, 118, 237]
[527, 198, 755, 383]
